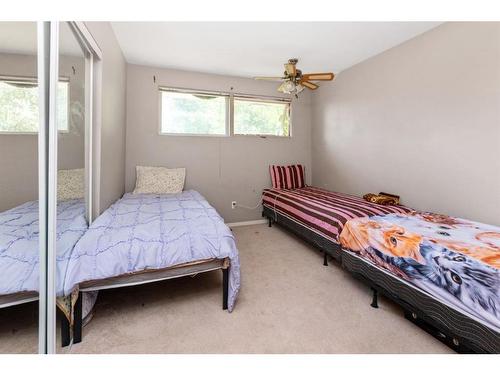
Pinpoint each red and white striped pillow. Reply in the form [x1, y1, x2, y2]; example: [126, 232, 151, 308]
[269, 164, 306, 190]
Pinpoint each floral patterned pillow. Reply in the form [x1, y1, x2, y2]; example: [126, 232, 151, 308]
[58, 168, 85, 201]
[133, 166, 186, 195]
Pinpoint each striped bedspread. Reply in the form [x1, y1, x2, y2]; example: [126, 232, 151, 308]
[262, 187, 412, 243]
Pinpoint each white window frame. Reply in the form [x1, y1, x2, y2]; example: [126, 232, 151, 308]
[232, 94, 292, 138]
[0, 75, 70, 134]
[158, 87, 230, 137]
[158, 87, 292, 138]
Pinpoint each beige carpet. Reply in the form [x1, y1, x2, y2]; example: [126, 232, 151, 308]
[0, 224, 452, 354]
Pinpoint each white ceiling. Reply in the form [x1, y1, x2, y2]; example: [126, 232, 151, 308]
[0, 22, 85, 56]
[111, 22, 441, 77]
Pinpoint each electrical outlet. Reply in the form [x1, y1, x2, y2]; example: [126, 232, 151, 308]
[231, 201, 237, 209]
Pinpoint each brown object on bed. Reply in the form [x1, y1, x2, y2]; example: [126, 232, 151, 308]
[363, 192, 400, 206]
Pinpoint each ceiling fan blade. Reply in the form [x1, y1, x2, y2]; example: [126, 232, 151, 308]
[254, 76, 285, 81]
[301, 73, 334, 81]
[300, 80, 319, 90]
[284, 63, 296, 77]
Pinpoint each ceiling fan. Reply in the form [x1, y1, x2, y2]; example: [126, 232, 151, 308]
[254, 58, 334, 97]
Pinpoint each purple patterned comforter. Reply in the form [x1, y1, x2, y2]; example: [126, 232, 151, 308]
[0, 199, 87, 296]
[63, 190, 240, 311]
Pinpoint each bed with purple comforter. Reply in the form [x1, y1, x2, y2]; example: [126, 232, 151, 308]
[63, 190, 240, 311]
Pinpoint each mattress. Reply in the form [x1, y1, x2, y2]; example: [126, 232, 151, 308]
[63, 190, 241, 312]
[0, 199, 87, 297]
[340, 211, 500, 331]
[262, 186, 411, 243]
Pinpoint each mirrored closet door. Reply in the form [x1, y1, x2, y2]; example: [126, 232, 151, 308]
[0, 21, 101, 354]
[0, 21, 40, 353]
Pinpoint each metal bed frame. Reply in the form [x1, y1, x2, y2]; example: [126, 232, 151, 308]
[0, 258, 230, 347]
[342, 250, 500, 353]
[262, 205, 499, 353]
[0, 292, 77, 347]
[262, 205, 342, 265]
[0, 292, 39, 310]
[61, 257, 230, 346]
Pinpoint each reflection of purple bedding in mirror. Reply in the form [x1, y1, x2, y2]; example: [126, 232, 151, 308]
[0, 199, 87, 296]
[64, 190, 241, 312]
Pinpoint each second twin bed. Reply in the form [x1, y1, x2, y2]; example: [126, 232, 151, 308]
[262, 165, 499, 353]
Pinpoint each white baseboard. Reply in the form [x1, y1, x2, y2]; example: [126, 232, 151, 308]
[226, 219, 267, 228]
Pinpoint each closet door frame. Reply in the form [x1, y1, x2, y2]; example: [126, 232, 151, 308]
[37, 21, 102, 354]
[37, 20, 57, 355]
[68, 22, 102, 224]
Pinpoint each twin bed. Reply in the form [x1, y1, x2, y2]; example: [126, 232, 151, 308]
[262, 166, 499, 353]
[340, 213, 499, 353]
[0, 187, 241, 347]
[64, 190, 240, 344]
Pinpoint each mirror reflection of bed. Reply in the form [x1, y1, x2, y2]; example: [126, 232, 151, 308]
[0, 21, 90, 352]
[0, 21, 40, 352]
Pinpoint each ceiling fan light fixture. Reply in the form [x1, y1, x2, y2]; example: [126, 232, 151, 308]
[283, 81, 296, 93]
[255, 58, 333, 97]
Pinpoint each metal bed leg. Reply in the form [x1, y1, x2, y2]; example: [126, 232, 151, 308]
[73, 291, 83, 343]
[323, 252, 328, 266]
[222, 268, 229, 310]
[370, 287, 379, 308]
[60, 313, 71, 347]
[268, 217, 272, 227]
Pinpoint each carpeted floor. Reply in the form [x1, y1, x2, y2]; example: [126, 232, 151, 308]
[0, 224, 452, 354]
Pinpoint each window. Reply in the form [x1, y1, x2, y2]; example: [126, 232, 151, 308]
[0, 77, 69, 133]
[233, 97, 290, 137]
[160, 89, 229, 135]
[159, 87, 292, 137]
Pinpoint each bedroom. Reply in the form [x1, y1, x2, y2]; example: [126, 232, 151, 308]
[1, 0, 499, 370]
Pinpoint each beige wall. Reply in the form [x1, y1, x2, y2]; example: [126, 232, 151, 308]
[312, 22, 500, 225]
[125, 64, 312, 222]
[0, 53, 85, 211]
[85, 22, 127, 214]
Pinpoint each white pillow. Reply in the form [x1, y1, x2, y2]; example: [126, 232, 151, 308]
[58, 168, 85, 201]
[133, 166, 186, 195]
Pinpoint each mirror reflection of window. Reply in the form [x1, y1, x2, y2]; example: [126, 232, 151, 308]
[0, 79, 69, 133]
[0, 21, 39, 353]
